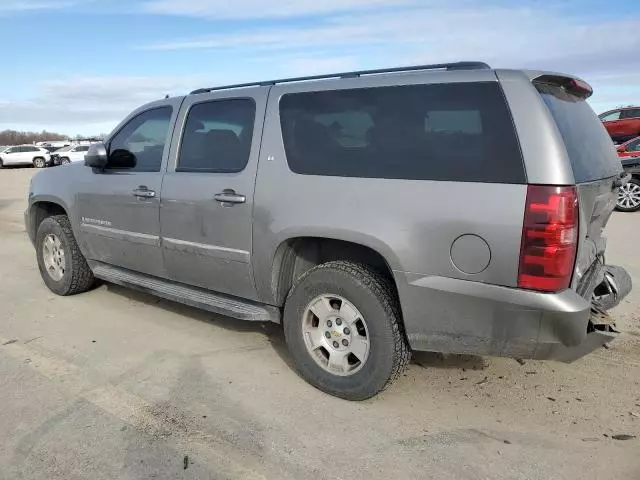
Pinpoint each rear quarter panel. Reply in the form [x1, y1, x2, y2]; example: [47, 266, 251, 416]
[252, 71, 528, 306]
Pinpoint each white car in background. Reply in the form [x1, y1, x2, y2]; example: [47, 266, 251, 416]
[50, 144, 91, 165]
[0, 145, 51, 168]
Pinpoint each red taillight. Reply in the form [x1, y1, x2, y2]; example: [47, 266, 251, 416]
[518, 185, 579, 292]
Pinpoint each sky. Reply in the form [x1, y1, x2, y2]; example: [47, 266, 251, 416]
[1, 0, 639, 136]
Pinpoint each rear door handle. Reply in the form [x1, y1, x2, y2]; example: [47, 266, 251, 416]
[214, 190, 246, 205]
[133, 186, 156, 198]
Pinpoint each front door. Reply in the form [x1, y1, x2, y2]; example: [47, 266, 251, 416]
[1, 147, 23, 165]
[160, 88, 268, 301]
[76, 101, 181, 278]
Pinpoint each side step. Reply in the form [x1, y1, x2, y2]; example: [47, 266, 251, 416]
[91, 262, 280, 323]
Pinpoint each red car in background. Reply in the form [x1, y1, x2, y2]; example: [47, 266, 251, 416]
[616, 136, 640, 157]
[599, 106, 640, 143]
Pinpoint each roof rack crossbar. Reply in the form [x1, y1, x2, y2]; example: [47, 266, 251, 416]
[190, 61, 490, 94]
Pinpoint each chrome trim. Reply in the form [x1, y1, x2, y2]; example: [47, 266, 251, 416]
[80, 223, 160, 247]
[162, 237, 250, 263]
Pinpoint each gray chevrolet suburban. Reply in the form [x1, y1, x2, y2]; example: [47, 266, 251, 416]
[25, 62, 632, 400]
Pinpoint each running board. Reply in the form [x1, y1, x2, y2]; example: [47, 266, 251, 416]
[91, 262, 280, 323]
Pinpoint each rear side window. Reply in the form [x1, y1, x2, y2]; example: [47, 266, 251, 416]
[537, 84, 620, 183]
[279, 82, 525, 183]
[621, 109, 640, 119]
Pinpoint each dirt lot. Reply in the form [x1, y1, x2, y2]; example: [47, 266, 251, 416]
[1, 167, 639, 480]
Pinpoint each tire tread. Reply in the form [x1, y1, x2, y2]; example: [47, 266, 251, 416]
[39, 215, 94, 295]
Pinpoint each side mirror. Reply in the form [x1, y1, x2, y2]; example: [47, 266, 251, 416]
[84, 143, 108, 168]
[617, 146, 625, 152]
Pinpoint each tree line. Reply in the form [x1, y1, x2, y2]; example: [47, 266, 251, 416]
[0, 129, 68, 146]
[0, 130, 107, 146]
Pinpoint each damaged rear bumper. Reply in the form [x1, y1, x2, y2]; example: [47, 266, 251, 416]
[397, 263, 632, 362]
[539, 264, 631, 362]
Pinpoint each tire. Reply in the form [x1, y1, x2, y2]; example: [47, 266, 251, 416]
[283, 261, 410, 400]
[33, 157, 46, 168]
[616, 178, 640, 212]
[36, 215, 95, 295]
[0, 158, 3, 169]
[60, 157, 70, 165]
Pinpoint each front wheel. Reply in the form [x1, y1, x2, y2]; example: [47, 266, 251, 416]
[33, 157, 46, 168]
[283, 261, 410, 400]
[617, 178, 640, 212]
[36, 215, 95, 295]
[60, 157, 71, 165]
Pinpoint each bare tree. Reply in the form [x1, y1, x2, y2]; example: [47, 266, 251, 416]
[0, 129, 69, 146]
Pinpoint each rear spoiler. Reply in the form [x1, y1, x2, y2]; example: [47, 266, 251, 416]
[532, 74, 593, 99]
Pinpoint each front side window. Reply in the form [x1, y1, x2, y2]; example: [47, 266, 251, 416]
[600, 111, 621, 122]
[177, 99, 256, 173]
[76, 146, 90, 152]
[279, 82, 525, 183]
[108, 107, 173, 172]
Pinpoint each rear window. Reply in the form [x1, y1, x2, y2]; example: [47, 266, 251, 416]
[279, 82, 525, 183]
[537, 84, 621, 183]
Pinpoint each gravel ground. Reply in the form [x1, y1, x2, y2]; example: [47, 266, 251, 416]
[1, 167, 639, 480]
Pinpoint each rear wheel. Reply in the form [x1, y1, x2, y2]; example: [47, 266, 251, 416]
[60, 157, 71, 165]
[616, 178, 640, 212]
[33, 157, 46, 168]
[283, 261, 410, 400]
[36, 215, 95, 295]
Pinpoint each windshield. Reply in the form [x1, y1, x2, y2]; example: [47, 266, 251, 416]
[537, 83, 621, 183]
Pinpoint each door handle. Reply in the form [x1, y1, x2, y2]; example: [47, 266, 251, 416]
[214, 190, 246, 205]
[133, 186, 156, 199]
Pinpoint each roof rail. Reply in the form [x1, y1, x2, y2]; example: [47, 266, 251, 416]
[190, 61, 490, 94]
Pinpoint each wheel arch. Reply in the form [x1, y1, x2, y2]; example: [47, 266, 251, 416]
[28, 198, 70, 243]
[270, 236, 401, 307]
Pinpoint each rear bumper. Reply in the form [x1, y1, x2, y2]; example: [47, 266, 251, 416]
[396, 267, 631, 362]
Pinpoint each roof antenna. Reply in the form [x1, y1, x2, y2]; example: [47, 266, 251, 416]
[165, 94, 170, 99]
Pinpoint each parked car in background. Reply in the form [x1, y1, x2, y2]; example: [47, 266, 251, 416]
[615, 136, 640, 157]
[617, 156, 640, 212]
[599, 107, 640, 143]
[41, 145, 64, 154]
[0, 145, 50, 168]
[50, 144, 91, 165]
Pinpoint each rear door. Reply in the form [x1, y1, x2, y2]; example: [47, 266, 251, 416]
[159, 88, 267, 300]
[71, 145, 90, 163]
[536, 83, 622, 290]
